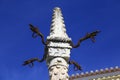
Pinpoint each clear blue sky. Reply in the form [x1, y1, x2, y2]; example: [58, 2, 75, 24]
[0, 0, 120, 80]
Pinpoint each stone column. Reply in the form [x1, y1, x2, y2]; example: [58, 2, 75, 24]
[46, 7, 72, 80]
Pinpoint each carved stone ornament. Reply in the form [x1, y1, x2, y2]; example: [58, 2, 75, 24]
[46, 7, 72, 80]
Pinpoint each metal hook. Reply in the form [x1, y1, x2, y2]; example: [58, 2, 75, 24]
[32, 33, 38, 38]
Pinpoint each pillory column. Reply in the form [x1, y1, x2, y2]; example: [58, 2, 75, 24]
[46, 7, 72, 80]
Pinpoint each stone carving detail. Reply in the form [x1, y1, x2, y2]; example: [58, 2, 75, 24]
[49, 58, 69, 80]
[46, 7, 72, 80]
[48, 58, 68, 68]
[48, 42, 72, 48]
[49, 65, 69, 80]
[48, 47, 70, 57]
[47, 7, 71, 41]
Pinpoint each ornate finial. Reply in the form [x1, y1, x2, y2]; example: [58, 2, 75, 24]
[47, 7, 71, 42]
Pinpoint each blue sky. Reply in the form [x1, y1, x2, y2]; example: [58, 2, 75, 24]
[0, 0, 120, 80]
